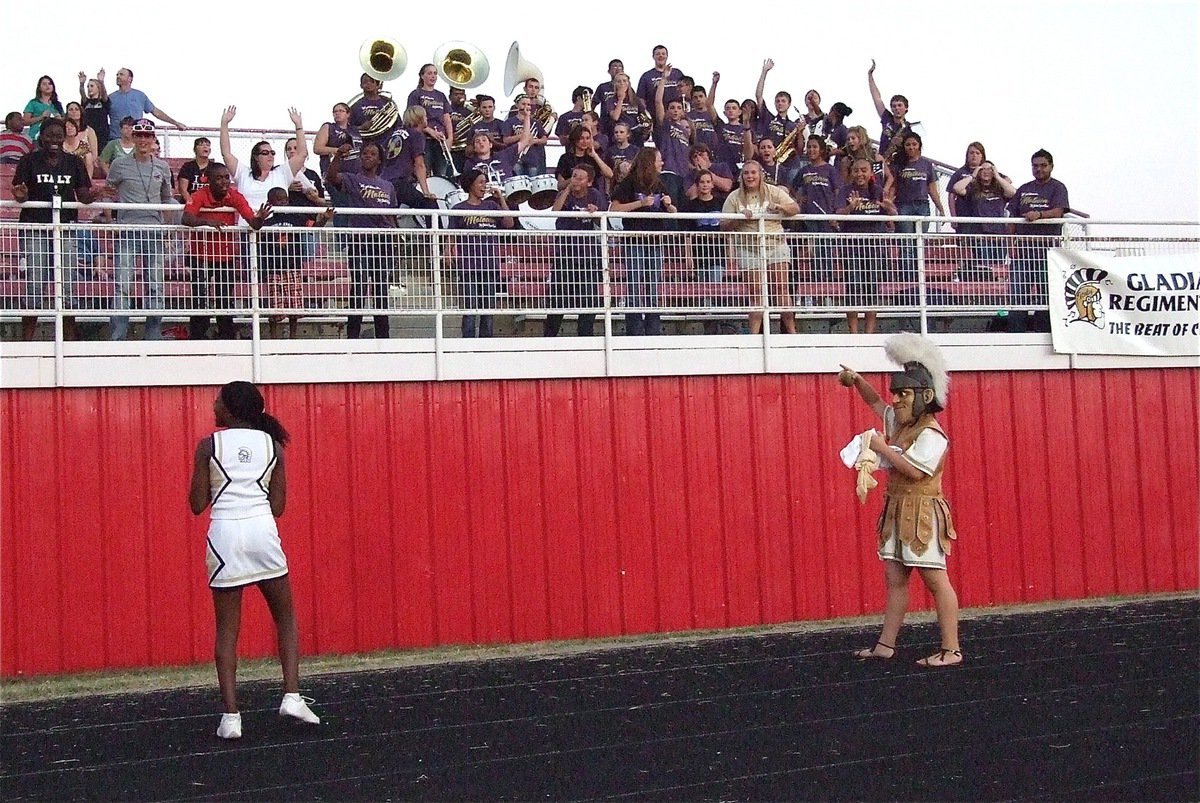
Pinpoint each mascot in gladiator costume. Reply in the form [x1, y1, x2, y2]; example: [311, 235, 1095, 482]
[838, 333, 963, 668]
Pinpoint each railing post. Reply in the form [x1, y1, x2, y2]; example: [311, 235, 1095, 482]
[51, 199, 64, 385]
[758, 216, 771, 371]
[248, 228, 262, 382]
[916, 218, 929, 335]
[430, 209, 445, 380]
[601, 214, 613, 376]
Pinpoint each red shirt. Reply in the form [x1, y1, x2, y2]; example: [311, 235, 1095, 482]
[184, 185, 257, 260]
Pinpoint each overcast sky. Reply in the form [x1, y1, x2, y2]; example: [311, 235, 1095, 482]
[4, 0, 1197, 224]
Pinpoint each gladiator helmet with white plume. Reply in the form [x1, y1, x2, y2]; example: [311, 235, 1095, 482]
[884, 332, 949, 414]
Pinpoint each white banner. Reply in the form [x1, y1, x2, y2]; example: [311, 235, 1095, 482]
[1048, 249, 1200, 356]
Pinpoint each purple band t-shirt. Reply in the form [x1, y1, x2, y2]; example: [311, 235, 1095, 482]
[836, 182, 888, 234]
[406, 88, 451, 135]
[794, 163, 842, 215]
[340, 172, 398, 228]
[894, 156, 935, 205]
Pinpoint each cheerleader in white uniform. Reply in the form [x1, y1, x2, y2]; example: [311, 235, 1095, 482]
[189, 380, 320, 739]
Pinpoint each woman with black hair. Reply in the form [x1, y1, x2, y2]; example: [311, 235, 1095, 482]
[189, 381, 319, 739]
[24, 75, 64, 141]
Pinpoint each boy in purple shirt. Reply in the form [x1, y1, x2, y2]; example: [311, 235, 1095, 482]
[867, 60, 913, 160]
[654, 69, 693, 176]
[637, 45, 684, 117]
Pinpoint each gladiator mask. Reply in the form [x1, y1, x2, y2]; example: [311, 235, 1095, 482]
[890, 362, 941, 423]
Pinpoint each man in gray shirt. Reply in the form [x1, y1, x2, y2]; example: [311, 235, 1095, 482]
[106, 117, 175, 339]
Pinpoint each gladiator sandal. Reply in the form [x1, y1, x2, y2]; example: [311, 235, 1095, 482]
[854, 642, 896, 661]
[917, 648, 963, 668]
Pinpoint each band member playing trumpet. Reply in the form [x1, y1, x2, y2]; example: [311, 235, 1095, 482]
[408, 63, 455, 180]
[326, 142, 399, 339]
[448, 168, 514, 338]
[503, 92, 550, 176]
[555, 86, 592, 142]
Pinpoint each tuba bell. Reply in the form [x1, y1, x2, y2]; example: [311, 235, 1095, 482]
[434, 41, 490, 90]
[359, 37, 408, 82]
[503, 41, 544, 95]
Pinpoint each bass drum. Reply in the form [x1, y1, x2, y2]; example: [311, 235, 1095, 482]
[399, 176, 458, 229]
[526, 173, 559, 211]
[518, 200, 556, 231]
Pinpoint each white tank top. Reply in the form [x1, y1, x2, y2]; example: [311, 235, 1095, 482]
[209, 428, 277, 519]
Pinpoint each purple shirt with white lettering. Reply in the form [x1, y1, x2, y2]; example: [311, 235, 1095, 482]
[1009, 178, 1069, 235]
[340, 172, 397, 228]
[450, 197, 504, 270]
[466, 147, 520, 183]
[687, 110, 719, 151]
[878, 111, 911, 157]
[894, 156, 936, 205]
[349, 95, 388, 129]
[555, 110, 585, 139]
[407, 88, 451, 135]
[556, 187, 608, 231]
[655, 120, 692, 176]
[714, 120, 748, 169]
[961, 185, 1009, 234]
[793, 162, 842, 215]
[836, 182, 888, 234]
[606, 141, 641, 171]
[637, 67, 684, 111]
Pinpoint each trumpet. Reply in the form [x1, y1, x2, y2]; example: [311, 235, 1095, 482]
[510, 93, 556, 130]
[581, 89, 593, 113]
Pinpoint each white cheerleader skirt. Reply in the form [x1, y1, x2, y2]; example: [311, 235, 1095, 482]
[206, 513, 289, 588]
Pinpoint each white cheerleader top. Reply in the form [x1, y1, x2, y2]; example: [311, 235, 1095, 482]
[209, 428, 278, 519]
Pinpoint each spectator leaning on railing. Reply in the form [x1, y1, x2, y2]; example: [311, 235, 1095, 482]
[10, 117, 95, 342]
[105, 118, 175, 341]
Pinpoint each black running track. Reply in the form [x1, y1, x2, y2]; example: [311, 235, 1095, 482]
[2, 597, 1196, 802]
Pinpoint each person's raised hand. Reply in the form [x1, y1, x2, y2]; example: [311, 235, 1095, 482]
[287, 107, 303, 128]
[763, 59, 775, 73]
[221, 105, 237, 125]
[868, 59, 876, 75]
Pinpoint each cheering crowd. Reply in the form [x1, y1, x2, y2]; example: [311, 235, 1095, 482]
[3, 47, 1070, 340]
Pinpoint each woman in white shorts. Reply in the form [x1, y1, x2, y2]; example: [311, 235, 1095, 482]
[721, 160, 800, 334]
[189, 381, 320, 738]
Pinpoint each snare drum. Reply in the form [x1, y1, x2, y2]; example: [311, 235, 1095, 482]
[526, 174, 560, 211]
[502, 175, 533, 206]
[446, 189, 469, 208]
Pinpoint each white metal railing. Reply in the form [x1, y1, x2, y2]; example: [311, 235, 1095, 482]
[3, 203, 1197, 352]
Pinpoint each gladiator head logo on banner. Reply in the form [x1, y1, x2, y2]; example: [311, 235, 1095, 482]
[1063, 267, 1110, 329]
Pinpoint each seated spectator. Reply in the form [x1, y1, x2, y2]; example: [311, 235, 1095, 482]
[0, 112, 33, 165]
[177, 137, 223, 204]
[952, 160, 1016, 281]
[24, 75, 64, 142]
[867, 60, 913, 161]
[100, 116, 137, 174]
[180, 163, 271, 340]
[547, 163, 607, 337]
[63, 102, 99, 172]
[219, 105, 310, 212]
[448, 169, 515, 338]
[890, 132, 946, 281]
[682, 170, 731, 333]
[792, 136, 843, 283]
[721, 159, 800, 335]
[257, 186, 335, 339]
[947, 142, 986, 218]
[10, 117, 95, 341]
[105, 118, 175, 341]
[106, 67, 186, 142]
[841, 125, 893, 198]
[682, 144, 734, 200]
[78, 69, 111, 151]
[835, 158, 898, 334]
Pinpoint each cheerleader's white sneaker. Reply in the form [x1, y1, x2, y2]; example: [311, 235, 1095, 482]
[279, 693, 320, 724]
[216, 712, 242, 739]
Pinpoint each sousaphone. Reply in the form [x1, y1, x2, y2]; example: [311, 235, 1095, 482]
[434, 41, 489, 90]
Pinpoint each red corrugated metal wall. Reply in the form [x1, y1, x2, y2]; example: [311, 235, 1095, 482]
[2, 368, 1197, 677]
